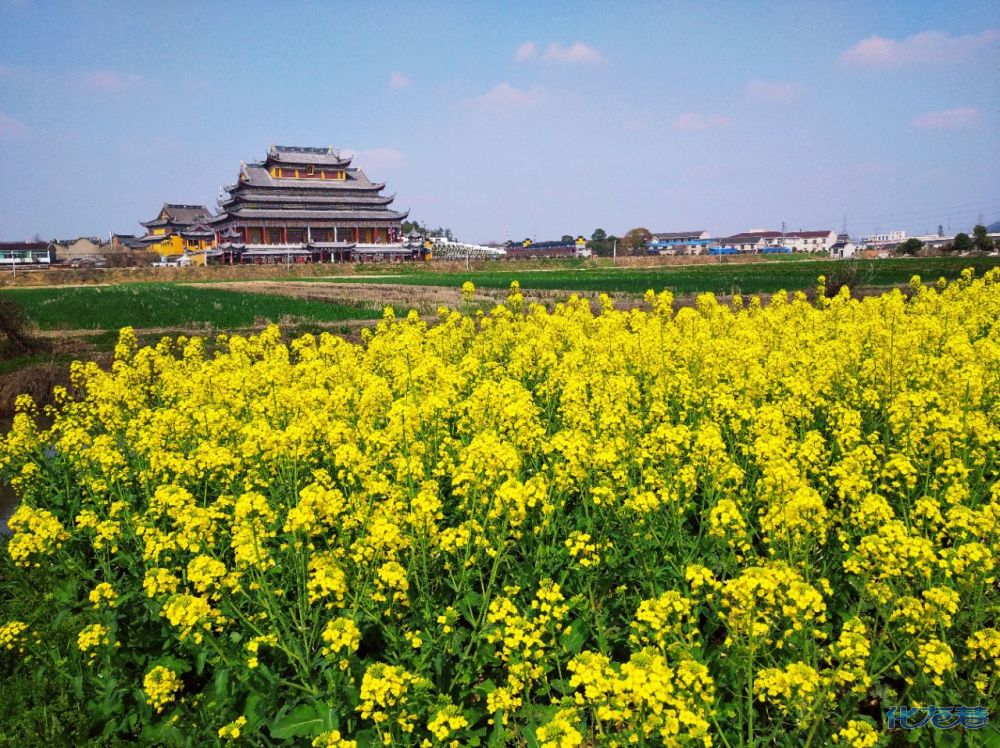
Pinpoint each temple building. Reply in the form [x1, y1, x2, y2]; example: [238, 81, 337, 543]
[139, 203, 214, 261]
[210, 145, 419, 263]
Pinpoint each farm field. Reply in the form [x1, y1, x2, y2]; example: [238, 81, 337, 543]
[1, 269, 998, 745]
[305, 255, 1000, 296]
[0, 284, 385, 332]
[4, 258, 1000, 338]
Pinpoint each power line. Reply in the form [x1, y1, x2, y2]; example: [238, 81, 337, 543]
[806, 202, 1000, 235]
[843, 199, 1000, 224]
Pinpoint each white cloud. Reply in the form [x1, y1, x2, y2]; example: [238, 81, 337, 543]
[0, 110, 28, 139]
[673, 112, 731, 132]
[744, 79, 804, 101]
[912, 107, 981, 129]
[516, 40, 604, 64]
[389, 71, 411, 89]
[464, 82, 541, 112]
[514, 41, 538, 62]
[344, 148, 407, 171]
[541, 41, 605, 65]
[840, 29, 1000, 68]
[79, 70, 143, 93]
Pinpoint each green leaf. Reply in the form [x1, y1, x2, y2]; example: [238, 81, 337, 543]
[979, 726, 1000, 748]
[269, 703, 327, 739]
[153, 655, 190, 674]
[488, 712, 505, 748]
[211, 667, 230, 701]
[242, 692, 263, 728]
[70, 675, 83, 700]
[195, 647, 208, 674]
[460, 590, 483, 625]
[559, 618, 588, 655]
[318, 703, 339, 731]
[141, 718, 182, 744]
[549, 678, 572, 695]
[52, 578, 80, 605]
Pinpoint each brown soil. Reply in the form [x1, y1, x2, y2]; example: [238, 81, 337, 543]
[190, 281, 468, 312]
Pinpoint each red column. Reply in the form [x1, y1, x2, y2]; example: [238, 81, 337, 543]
[355, 227, 360, 243]
[283, 226, 288, 244]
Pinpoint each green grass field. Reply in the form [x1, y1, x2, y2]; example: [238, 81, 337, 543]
[5, 257, 1000, 333]
[1, 284, 384, 331]
[312, 256, 1000, 296]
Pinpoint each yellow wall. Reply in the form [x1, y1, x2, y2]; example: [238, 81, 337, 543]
[153, 235, 184, 257]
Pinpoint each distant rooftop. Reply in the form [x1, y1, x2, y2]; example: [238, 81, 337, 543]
[141, 203, 213, 228]
[651, 231, 707, 240]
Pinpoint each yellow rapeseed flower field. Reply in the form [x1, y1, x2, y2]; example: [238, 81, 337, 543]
[1, 271, 998, 746]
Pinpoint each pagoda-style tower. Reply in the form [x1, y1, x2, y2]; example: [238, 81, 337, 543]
[210, 145, 413, 263]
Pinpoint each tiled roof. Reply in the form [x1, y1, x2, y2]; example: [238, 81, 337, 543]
[163, 204, 212, 224]
[229, 165, 384, 191]
[266, 145, 352, 167]
[141, 203, 212, 228]
[786, 230, 835, 239]
[651, 231, 706, 240]
[723, 233, 779, 243]
[0, 241, 51, 251]
[724, 230, 834, 242]
[221, 192, 395, 207]
[180, 221, 215, 237]
[222, 208, 408, 221]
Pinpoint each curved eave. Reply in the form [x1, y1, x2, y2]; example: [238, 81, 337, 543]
[225, 208, 408, 221]
[264, 149, 353, 168]
[264, 157, 353, 169]
[220, 194, 395, 207]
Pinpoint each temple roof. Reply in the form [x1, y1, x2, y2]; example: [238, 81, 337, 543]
[211, 145, 407, 230]
[141, 203, 212, 228]
[227, 164, 384, 192]
[265, 145, 352, 167]
[180, 221, 215, 238]
[221, 192, 395, 207]
[218, 208, 408, 221]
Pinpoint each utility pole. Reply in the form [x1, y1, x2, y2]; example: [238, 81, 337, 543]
[613, 239, 617, 265]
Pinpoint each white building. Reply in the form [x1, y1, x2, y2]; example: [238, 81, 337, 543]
[721, 230, 837, 253]
[861, 230, 906, 245]
[829, 233, 857, 259]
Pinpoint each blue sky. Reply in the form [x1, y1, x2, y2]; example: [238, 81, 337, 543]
[0, 0, 997, 243]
